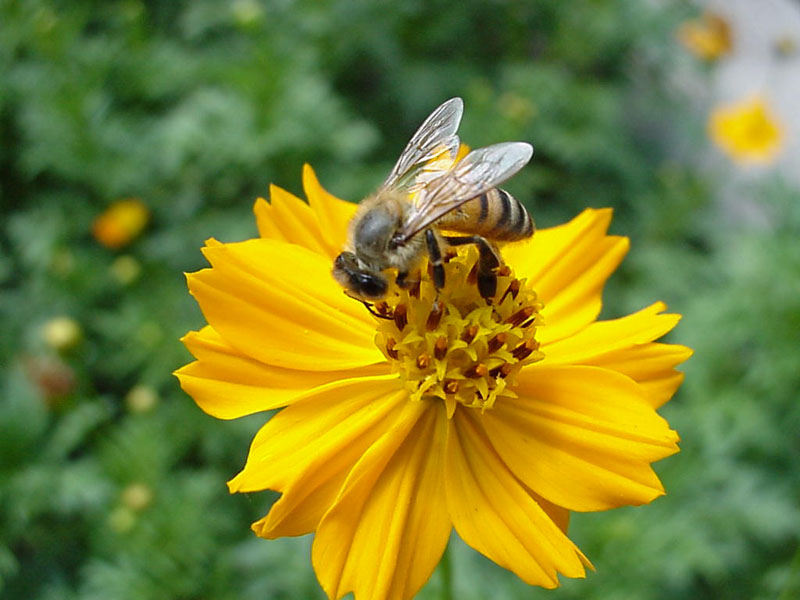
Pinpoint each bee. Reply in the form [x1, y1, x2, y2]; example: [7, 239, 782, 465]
[333, 97, 534, 303]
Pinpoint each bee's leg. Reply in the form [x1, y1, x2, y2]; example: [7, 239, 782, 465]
[395, 270, 422, 298]
[425, 229, 446, 291]
[443, 235, 500, 298]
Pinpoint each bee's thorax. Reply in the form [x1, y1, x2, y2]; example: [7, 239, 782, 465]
[349, 192, 425, 273]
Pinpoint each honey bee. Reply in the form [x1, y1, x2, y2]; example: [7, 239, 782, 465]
[333, 97, 534, 302]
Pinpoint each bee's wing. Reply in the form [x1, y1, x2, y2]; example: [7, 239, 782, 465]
[399, 142, 533, 242]
[381, 97, 464, 193]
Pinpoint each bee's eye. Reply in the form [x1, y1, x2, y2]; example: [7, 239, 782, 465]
[355, 274, 387, 299]
[335, 252, 356, 270]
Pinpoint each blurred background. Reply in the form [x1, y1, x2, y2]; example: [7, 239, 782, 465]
[1, 1, 799, 599]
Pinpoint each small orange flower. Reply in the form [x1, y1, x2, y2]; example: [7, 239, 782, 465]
[92, 198, 149, 249]
[677, 12, 732, 61]
[709, 96, 784, 165]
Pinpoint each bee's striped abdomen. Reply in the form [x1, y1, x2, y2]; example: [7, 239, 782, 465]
[486, 189, 533, 241]
[439, 188, 534, 242]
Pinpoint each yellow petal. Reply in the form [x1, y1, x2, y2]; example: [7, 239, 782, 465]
[541, 302, 680, 363]
[175, 326, 390, 419]
[504, 209, 629, 344]
[583, 343, 692, 408]
[303, 164, 358, 257]
[252, 197, 287, 243]
[312, 401, 450, 600]
[540, 303, 691, 408]
[228, 376, 405, 537]
[524, 486, 572, 534]
[253, 185, 329, 255]
[640, 370, 685, 408]
[445, 407, 589, 588]
[484, 365, 679, 512]
[228, 374, 403, 492]
[187, 238, 383, 370]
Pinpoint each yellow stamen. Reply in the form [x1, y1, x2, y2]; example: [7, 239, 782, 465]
[487, 332, 508, 353]
[461, 324, 479, 344]
[506, 306, 535, 327]
[393, 304, 408, 331]
[426, 300, 445, 331]
[373, 246, 544, 414]
[434, 335, 448, 360]
[464, 363, 488, 378]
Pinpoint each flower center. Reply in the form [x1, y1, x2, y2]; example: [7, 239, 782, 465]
[372, 246, 544, 417]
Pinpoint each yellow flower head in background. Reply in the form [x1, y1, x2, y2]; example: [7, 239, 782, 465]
[709, 95, 784, 165]
[92, 198, 150, 249]
[677, 11, 732, 61]
[176, 166, 690, 599]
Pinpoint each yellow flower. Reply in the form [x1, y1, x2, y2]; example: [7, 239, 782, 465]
[176, 165, 690, 599]
[41, 316, 82, 352]
[677, 12, 732, 61]
[709, 96, 784, 165]
[92, 198, 150, 249]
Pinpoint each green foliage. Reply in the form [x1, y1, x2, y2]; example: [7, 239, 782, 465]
[1, 0, 798, 599]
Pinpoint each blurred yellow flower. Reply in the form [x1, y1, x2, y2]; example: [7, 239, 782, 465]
[121, 482, 154, 511]
[92, 198, 149, 249]
[110, 255, 143, 285]
[42, 316, 82, 352]
[677, 12, 732, 61]
[709, 96, 784, 165]
[125, 384, 159, 413]
[176, 166, 690, 599]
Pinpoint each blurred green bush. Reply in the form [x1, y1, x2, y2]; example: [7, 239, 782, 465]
[1, 1, 798, 599]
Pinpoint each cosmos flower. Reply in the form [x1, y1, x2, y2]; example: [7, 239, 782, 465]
[92, 198, 150, 249]
[677, 11, 732, 61]
[709, 95, 784, 165]
[176, 166, 690, 599]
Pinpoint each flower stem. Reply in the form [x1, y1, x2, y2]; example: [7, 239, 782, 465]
[778, 542, 800, 600]
[439, 541, 453, 600]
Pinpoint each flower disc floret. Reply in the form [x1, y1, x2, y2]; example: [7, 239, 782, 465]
[373, 246, 544, 416]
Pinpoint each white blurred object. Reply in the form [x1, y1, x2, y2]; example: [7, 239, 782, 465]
[704, 0, 800, 179]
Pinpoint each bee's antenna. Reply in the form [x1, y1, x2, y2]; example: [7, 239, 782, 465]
[363, 302, 393, 320]
[343, 291, 393, 320]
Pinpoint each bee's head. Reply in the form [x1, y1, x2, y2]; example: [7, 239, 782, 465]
[352, 205, 398, 260]
[333, 251, 389, 300]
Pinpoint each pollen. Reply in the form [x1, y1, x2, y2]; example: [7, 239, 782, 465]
[373, 246, 544, 417]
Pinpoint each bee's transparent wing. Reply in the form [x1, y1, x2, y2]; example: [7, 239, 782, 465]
[398, 142, 533, 242]
[381, 97, 464, 192]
